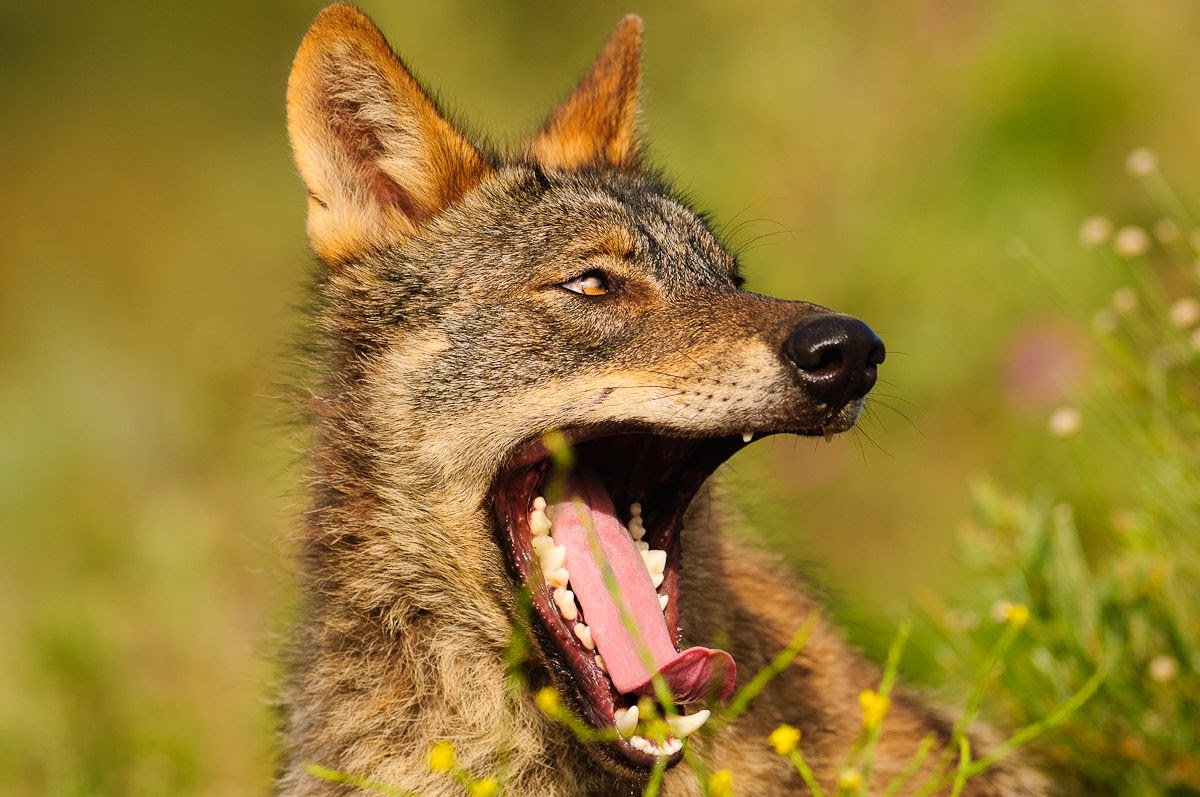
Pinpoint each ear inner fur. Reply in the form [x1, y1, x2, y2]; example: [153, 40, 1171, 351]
[528, 14, 643, 171]
[286, 3, 491, 265]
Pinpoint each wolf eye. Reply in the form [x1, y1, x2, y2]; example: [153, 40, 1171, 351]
[560, 271, 609, 297]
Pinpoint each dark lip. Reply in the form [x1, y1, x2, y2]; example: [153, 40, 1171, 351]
[488, 410, 862, 770]
[490, 427, 746, 770]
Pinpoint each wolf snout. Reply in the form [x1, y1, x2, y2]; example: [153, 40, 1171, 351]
[782, 314, 886, 404]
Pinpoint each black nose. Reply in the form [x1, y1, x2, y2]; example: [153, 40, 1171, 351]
[783, 314, 886, 403]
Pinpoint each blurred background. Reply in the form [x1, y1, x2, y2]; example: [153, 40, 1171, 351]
[2, 1, 1198, 794]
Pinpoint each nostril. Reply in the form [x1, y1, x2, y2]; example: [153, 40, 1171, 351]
[804, 343, 844, 374]
[867, 339, 886, 367]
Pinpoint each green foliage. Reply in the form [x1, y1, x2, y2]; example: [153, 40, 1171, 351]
[907, 157, 1200, 795]
[313, 610, 1097, 795]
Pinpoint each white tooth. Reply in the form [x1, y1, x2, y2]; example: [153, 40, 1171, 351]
[595, 654, 607, 672]
[546, 568, 570, 588]
[742, 430, 753, 443]
[628, 517, 646, 540]
[530, 509, 552, 536]
[532, 496, 547, 511]
[531, 535, 555, 559]
[630, 735, 649, 752]
[614, 705, 639, 737]
[635, 540, 649, 552]
[642, 549, 667, 575]
[651, 572, 664, 588]
[823, 427, 834, 443]
[540, 544, 566, 573]
[573, 622, 595, 650]
[659, 593, 669, 611]
[629, 502, 642, 518]
[666, 709, 710, 738]
[668, 737, 683, 754]
[553, 588, 578, 620]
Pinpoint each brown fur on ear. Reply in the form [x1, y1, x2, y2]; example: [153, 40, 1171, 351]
[528, 14, 643, 171]
[287, 4, 491, 265]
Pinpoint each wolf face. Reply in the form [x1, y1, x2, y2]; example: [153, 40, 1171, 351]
[287, 4, 884, 775]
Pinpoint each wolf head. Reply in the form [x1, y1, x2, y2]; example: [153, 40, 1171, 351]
[286, 4, 884, 774]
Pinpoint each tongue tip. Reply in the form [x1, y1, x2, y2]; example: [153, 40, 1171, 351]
[633, 646, 737, 704]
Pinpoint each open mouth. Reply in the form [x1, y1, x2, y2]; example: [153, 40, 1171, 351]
[492, 427, 760, 768]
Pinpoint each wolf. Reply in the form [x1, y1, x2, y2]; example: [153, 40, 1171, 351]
[278, 5, 1045, 795]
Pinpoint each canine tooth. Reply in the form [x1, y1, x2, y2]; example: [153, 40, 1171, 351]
[540, 544, 566, 573]
[573, 622, 595, 650]
[629, 502, 642, 518]
[635, 540, 649, 552]
[546, 568, 570, 588]
[533, 496, 547, 511]
[659, 593, 669, 611]
[651, 572, 664, 588]
[614, 705, 639, 737]
[553, 588, 578, 620]
[666, 709, 710, 738]
[642, 549, 667, 575]
[628, 516, 646, 540]
[742, 430, 753, 443]
[594, 654, 607, 672]
[531, 535, 555, 558]
[823, 426, 834, 443]
[530, 509, 552, 536]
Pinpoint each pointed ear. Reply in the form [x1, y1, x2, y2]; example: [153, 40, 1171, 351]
[528, 14, 643, 171]
[287, 4, 491, 265]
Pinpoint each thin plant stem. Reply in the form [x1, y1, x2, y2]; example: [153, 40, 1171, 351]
[714, 617, 817, 729]
[948, 736, 971, 797]
[305, 764, 417, 796]
[882, 734, 937, 797]
[642, 755, 669, 797]
[856, 621, 912, 792]
[788, 749, 826, 797]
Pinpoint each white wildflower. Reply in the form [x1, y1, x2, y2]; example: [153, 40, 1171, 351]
[1125, 147, 1158, 177]
[1169, 297, 1200, 328]
[1153, 218, 1179, 244]
[1148, 655, 1178, 683]
[1078, 216, 1113, 248]
[1048, 406, 1082, 438]
[1111, 286, 1138, 314]
[1113, 226, 1150, 258]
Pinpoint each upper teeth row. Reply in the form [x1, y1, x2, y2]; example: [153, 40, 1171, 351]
[530, 498, 667, 594]
[627, 502, 666, 588]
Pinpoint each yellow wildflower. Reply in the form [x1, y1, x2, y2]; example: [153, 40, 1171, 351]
[427, 740, 456, 772]
[534, 687, 560, 717]
[1003, 602, 1030, 628]
[469, 777, 499, 797]
[837, 767, 863, 790]
[708, 768, 734, 797]
[768, 724, 801, 755]
[858, 689, 891, 729]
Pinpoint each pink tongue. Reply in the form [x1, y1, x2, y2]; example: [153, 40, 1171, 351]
[545, 469, 735, 704]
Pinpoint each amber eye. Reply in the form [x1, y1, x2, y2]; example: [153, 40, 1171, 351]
[560, 271, 610, 297]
